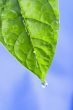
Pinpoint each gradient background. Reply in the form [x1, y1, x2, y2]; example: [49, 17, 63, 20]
[0, 0, 73, 110]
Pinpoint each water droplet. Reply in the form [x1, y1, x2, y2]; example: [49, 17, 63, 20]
[33, 51, 36, 54]
[59, 20, 60, 24]
[41, 81, 48, 88]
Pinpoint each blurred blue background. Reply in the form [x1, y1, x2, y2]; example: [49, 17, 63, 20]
[0, 0, 73, 110]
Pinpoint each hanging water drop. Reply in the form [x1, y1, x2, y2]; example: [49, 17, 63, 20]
[41, 81, 48, 88]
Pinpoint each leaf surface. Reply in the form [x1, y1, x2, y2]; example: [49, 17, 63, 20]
[0, 0, 59, 82]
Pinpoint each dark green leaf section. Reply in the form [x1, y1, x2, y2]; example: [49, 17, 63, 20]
[0, 0, 59, 82]
[0, 0, 5, 43]
[1, 0, 41, 81]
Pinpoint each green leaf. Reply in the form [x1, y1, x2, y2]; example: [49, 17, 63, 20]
[0, 0, 59, 82]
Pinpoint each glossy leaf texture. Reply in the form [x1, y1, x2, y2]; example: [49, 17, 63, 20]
[0, 0, 59, 82]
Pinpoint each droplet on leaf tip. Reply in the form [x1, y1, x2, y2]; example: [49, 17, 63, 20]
[41, 81, 48, 88]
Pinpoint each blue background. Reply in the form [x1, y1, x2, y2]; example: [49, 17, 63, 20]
[0, 0, 73, 110]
